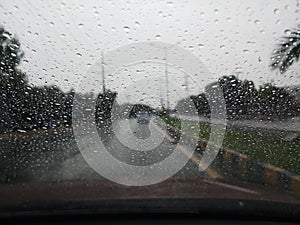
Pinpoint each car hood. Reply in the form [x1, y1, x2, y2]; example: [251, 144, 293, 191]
[0, 178, 299, 212]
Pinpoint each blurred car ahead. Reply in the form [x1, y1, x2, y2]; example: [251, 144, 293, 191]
[137, 112, 151, 124]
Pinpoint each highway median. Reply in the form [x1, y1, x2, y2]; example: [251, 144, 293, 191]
[159, 116, 300, 193]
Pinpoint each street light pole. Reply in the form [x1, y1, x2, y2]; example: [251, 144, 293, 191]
[101, 52, 106, 93]
[184, 74, 189, 95]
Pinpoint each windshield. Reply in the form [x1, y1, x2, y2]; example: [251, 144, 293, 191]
[0, 0, 299, 215]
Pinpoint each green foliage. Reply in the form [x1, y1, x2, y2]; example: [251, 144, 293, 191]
[165, 118, 300, 174]
[176, 75, 298, 120]
[257, 83, 299, 118]
[161, 116, 181, 129]
[95, 90, 117, 122]
[0, 26, 74, 131]
[0, 27, 24, 74]
[217, 75, 258, 117]
[0, 26, 28, 131]
[270, 25, 300, 73]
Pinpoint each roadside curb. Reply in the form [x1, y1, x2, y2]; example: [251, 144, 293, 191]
[165, 124, 300, 193]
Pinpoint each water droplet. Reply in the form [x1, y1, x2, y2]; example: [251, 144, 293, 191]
[284, 29, 291, 35]
[17, 129, 26, 133]
[135, 21, 140, 27]
[3, 32, 12, 41]
[123, 26, 130, 33]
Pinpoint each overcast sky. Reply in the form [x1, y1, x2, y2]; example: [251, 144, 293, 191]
[0, 0, 299, 107]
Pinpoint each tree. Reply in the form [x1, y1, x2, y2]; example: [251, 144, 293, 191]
[270, 25, 300, 73]
[0, 26, 28, 131]
[62, 89, 75, 125]
[190, 93, 210, 117]
[95, 90, 117, 124]
[238, 80, 258, 115]
[23, 85, 67, 129]
[257, 83, 299, 118]
[0, 26, 74, 131]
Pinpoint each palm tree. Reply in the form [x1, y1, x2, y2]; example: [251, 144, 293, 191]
[270, 25, 300, 73]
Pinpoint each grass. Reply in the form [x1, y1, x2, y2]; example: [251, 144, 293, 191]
[162, 117, 300, 175]
[161, 116, 182, 129]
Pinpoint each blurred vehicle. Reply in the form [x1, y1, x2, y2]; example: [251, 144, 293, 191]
[137, 112, 151, 124]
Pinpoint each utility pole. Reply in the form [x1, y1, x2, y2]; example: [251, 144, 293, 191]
[164, 50, 170, 110]
[101, 52, 106, 93]
[150, 41, 181, 111]
[159, 80, 164, 109]
[184, 74, 189, 95]
[126, 93, 130, 103]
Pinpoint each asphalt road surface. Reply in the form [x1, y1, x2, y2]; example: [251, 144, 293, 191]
[1, 118, 296, 199]
[37, 118, 216, 182]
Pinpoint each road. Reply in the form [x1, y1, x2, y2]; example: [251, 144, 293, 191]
[26, 118, 265, 196]
[0, 126, 78, 182]
[0, 118, 278, 196]
[1, 119, 300, 208]
[38, 119, 218, 182]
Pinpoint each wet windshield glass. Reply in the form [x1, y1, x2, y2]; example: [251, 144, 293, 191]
[0, 0, 299, 210]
